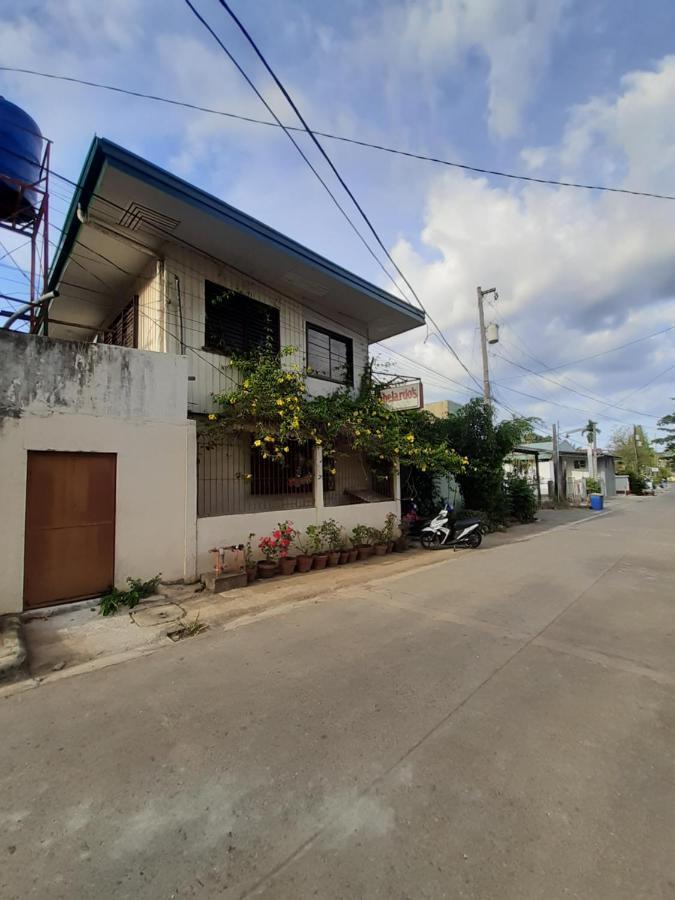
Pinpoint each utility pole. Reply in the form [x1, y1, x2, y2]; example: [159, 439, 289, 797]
[476, 286, 498, 404]
[633, 425, 640, 472]
[552, 422, 561, 501]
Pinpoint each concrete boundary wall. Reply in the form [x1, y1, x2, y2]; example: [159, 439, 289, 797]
[197, 501, 399, 575]
[0, 333, 196, 615]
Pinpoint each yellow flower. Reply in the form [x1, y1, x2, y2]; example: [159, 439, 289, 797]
[405, 433, 415, 442]
[243, 379, 250, 389]
[354, 429, 360, 436]
[315, 438, 322, 446]
[262, 452, 268, 459]
[208, 413, 217, 421]
[329, 467, 336, 475]
[276, 398, 285, 406]
[229, 398, 236, 405]
[264, 435, 273, 442]
[283, 446, 289, 453]
[254, 439, 262, 447]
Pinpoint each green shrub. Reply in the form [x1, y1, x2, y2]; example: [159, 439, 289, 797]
[505, 474, 537, 523]
[99, 574, 161, 617]
[586, 477, 602, 494]
[628, 472, 647, 495]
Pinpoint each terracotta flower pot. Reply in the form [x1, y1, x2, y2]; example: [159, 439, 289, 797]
[296, 554, 313, 573]
[327, 551, 340, 567]
[357, 546, 371, 561]
[348, 549, 359, 563]
[313, 553, 329, 570]
[246, 566, 257, 584]
[279, 556, 297, 576]
[394, 536, 408, 552]
[257, 560, 278, 579]
[374, 543, 387, 556]
[338, 550, 349, 564]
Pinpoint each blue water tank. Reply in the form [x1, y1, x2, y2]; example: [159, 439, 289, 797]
[0, 97, 43, 224]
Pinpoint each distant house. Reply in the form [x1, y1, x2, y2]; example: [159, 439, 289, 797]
[0, 138, 424, 614]
[506, 439, 617, 500]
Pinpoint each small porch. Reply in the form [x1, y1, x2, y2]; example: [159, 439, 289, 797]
[195, 430, 399, 573]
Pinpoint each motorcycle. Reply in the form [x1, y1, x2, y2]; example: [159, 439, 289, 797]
[420, 504, 483, 550]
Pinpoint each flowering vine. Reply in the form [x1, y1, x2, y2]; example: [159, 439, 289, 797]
[208, 347, 467, 475]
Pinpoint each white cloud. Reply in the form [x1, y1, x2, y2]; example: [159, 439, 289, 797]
[387, 55, 675, 427]
[342, 0, 568, 138]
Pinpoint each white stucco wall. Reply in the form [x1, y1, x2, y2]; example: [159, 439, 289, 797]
[196, 500, 399, 574]
[161, 243, 370, 413]
[0, 332, 196, 614]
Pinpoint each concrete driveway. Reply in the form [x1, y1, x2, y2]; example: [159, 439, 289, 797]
[1, 494, 673, 899]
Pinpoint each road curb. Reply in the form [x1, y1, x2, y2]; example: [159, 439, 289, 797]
[0, 614, 28, 682]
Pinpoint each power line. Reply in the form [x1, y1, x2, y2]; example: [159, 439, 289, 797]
[179, 1, 410, 311]
[192, 0, 484, 394]
[495, 381, 640, 426]
[603, 363, 675, 408]
[3, 64, 675, 202]
[492, 348, 660, 419]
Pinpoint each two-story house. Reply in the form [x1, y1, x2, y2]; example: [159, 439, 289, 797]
[0, 138, 424, 613]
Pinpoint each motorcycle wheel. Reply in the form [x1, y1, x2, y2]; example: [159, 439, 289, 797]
[421, 531, 442, 550]
[466, 531, 482, 549]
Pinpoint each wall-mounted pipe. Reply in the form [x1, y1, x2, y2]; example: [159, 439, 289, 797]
[2, 290, 59, 330]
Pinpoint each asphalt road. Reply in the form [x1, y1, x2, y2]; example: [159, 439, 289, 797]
[1, 494, 674, 899]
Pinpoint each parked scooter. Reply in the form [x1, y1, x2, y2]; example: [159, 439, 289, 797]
[420, 503, 483, 550]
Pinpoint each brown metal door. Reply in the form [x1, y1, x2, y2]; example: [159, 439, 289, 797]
[23, 452, 116, 609]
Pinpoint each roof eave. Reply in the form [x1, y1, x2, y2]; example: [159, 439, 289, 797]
[50, 137, 425, 332]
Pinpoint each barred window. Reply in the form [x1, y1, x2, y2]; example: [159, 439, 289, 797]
[204, 280, 280, 357]
[306, 323, 353, 385]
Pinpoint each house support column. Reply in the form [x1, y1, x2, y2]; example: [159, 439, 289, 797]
[313, 444, 324, 520]
[393, 459, 401, 505]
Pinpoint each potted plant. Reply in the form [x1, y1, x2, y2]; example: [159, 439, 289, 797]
[295, 532, 314, 573]
[382, 512, 396, 553]
[306, 524, 328, 570]
[351, 524, 372, 560]
[338, 537, 351, 565]
[372, 527, 388, 556]
[258, 534, 280, 578]
[276, 521, 297, 575]
[321, 518, 342, 566]
[393, 518, 409, 552]
[244, 532, 257, 583]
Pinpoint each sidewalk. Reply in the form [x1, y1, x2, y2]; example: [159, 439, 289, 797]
[14, 505, 611, 690]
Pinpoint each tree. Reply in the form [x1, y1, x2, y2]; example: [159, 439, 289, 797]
[583, 419, 600, 444]
[609, 425, 657, 474]
[441, 399, 535, 523]
[655, 402, 675, 460]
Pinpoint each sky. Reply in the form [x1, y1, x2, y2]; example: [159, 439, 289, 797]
[1, 0, 674, 444]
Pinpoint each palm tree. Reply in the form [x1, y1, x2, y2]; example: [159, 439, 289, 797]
[583, 419, 600, 444]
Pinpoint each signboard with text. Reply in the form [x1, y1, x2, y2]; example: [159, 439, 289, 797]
[380, 379, 424, 411]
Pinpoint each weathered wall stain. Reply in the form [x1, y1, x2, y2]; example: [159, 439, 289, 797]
[0, 331, 187, 423]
